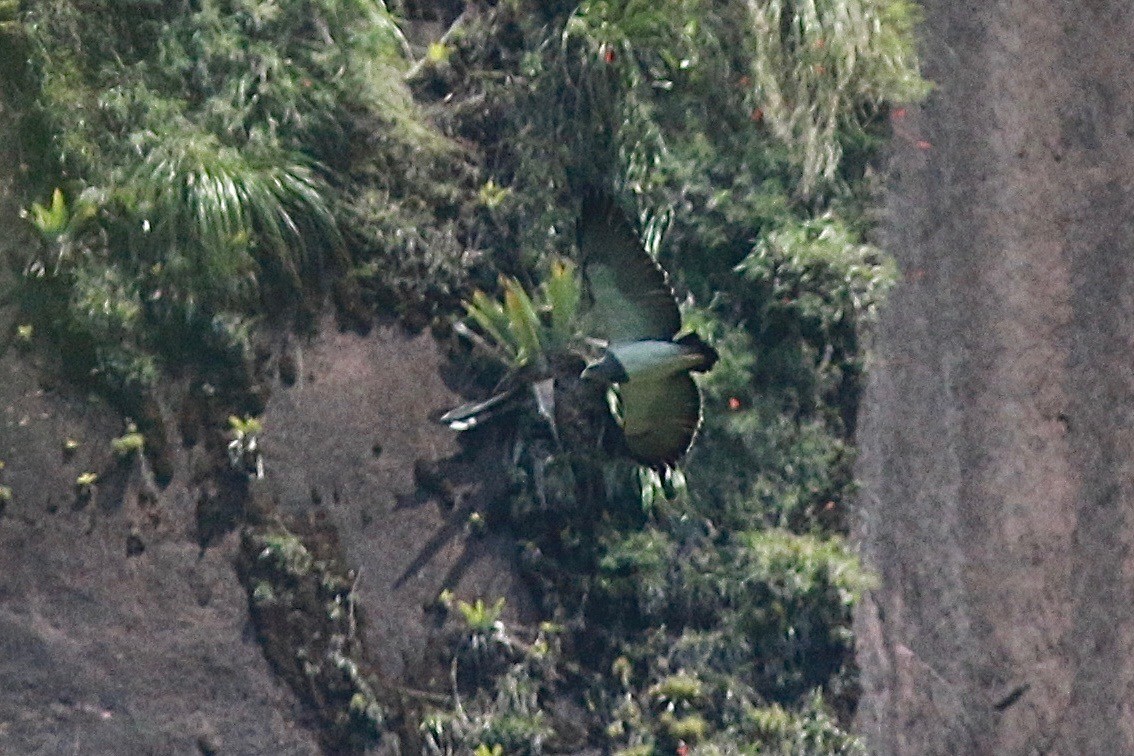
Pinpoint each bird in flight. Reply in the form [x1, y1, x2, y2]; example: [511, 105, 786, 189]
[575, 193, 717, 469]
[437, 191, 717, 470]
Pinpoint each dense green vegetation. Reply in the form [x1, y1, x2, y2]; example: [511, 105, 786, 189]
[2, 0, 925, 751]
[412, 2, 923, 751]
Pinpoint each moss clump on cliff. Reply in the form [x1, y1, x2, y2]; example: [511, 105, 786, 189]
[239, 523, 393, 753]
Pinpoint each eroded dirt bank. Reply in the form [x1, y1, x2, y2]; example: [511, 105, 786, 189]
[0, 102, 325, 751]
[855, 1, 1134, 753]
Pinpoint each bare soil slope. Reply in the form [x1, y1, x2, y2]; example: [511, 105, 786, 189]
[855, 1, 1134, 753]
[259, 322, 535, 685]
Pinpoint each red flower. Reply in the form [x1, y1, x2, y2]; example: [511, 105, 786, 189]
[676, 743, 690, 756]
[916, 139, 932, 150]
[603, 47, 616, 64]
[891, 107, 907, 121]
[750, 107, 764, 123]
[728, 397, 742, 411]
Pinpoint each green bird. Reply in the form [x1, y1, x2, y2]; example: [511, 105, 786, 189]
[577, 194, 718, 469]
[437, 191, 716, 470]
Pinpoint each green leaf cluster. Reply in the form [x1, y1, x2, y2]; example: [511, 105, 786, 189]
[9, 0, 453, 414]
[415, 0, 924, 749]
[463, 259, 582, 368]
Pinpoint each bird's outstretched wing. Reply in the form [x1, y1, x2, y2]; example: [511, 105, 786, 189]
[579, 193, 681, 343]
[618, 372, 703, 469]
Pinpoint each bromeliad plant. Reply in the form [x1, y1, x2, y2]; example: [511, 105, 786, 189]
[21, 187, 101, 276]
[459, 258, 583, 370]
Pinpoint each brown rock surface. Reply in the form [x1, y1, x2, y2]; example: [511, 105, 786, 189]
[0, 102, 326, 754]
[0, 344, 324, 754]
[855, 1, 1134, 753]
[259, 321, 536, 687]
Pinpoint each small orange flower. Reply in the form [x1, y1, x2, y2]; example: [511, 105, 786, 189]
[728, 397, 742, 411]
[750, 107, 764, 123]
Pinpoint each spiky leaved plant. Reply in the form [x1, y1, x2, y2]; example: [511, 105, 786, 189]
[461, 258, 583, 370]
[128, 130, 341, 306]
[22, 187, 100, 276]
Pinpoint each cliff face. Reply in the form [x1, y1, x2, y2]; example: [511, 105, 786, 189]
[0, 303, 534, 753]
[0, 106, 320, 751]
[855, 1, 1134, 753]
[0, 0, 926, 750]
[0, 100, 530, 751]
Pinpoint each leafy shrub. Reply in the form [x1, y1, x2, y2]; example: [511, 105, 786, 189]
[735, 213, 896, 400]
[714, 530, 871, 702]
[597, 528, 676, 620]
[742, 690, 866, 754]
[127, 131, 340, 305]
[744, 0, 930, 193]
[421, 663, 552, 756]
[11, 0, 454, 411]
[417, 1, 923, 749]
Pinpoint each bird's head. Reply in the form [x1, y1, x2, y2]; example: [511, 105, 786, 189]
[580, 351, 629, 384]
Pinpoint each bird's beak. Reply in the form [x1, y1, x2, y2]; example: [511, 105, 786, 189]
[580, 352, 628, 383]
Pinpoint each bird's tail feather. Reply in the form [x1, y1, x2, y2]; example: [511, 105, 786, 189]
[675, 332, 720, 372]
[434, 386, 522, 431]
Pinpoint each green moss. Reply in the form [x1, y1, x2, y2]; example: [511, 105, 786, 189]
[649, 673, 703, 707]
[110, 429, 145, 457]
[659, 711, 708, 743]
